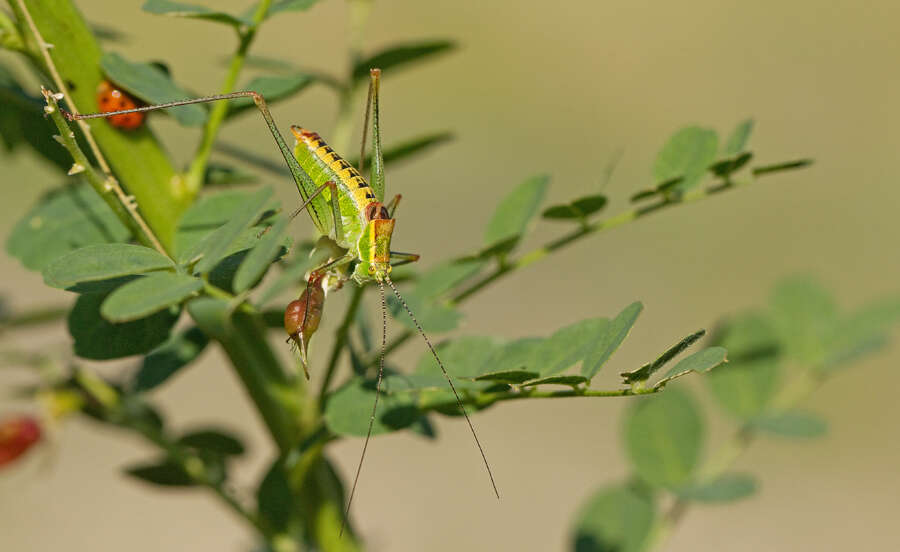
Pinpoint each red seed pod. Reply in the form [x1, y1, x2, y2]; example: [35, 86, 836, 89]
[0, 416, 42, 468]
[285, 274, 326, 379]
[96, 80, 145, 130]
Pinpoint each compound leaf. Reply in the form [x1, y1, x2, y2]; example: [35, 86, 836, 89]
[624, 387, 704, 489]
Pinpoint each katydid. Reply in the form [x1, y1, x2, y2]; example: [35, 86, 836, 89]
[62, 68, 499, 527]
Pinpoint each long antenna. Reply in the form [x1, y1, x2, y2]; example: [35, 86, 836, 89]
[341, 281, 388, 537]
[385, 277, 500, 499]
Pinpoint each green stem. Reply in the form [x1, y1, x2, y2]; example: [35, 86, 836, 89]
[418, 384, 661, 412]
[319, 286, 366, 401]
[184, 0, 272, 193]
[136, 423, 264, 533]
[42, 90, 164, 252]
[368, 172, 801, 365]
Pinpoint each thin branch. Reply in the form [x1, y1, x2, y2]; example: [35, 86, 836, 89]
[415, 384, 662, 412]
[319, 285, 366, 401]
[41, 90, 165, 253]
[16, 0, 166, 255]
[184, 0, 273, 193]
[365, 170, 806, 366]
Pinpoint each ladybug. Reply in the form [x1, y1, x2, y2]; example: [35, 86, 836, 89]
[96, 80, 145, 130]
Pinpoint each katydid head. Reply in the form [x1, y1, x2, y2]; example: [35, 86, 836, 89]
[356, 201, 395, 282]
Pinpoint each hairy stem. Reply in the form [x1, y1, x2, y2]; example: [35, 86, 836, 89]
[42, 90, 164, 252]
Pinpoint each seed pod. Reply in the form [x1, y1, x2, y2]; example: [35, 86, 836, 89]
[285, 276, 326, 379]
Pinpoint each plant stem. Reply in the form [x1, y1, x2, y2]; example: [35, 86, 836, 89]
[367, 169, 808, 365]
[184, 0, 272, 194]
[136, 423, 264, 533]
[41, 90, 164, 252]
[319, 286, 366, 401]
[417, 384, 662, 412]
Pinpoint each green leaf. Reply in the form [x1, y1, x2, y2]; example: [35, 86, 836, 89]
[653, 126, 718, 193]
[131, 327, 208, 392]
[226, 73, 313, 117]
[752, 410, 827, 438]
[654, 346, 728, 389]
[203, 162, 257, 187]
[723, 119, 754, 156]
[324, 377, 420, 437]
[0, 66, 71, 169]
[571, 482, 655, 552]
[267, 0, 321, 15]
[142, 0, 251, 27]
[352, 131, 455, 169]
[521, 375, 588, 387]
[415, 336, 499, 383]
[751, 159, 813, 176]
[192, 187, 273, 274]
[43, 244, 173, 289]
[621, 329, 704, 385]
[483, 174, 550, 252]
[584, 302, 643, 379]
[624, 388, 704, 489]
[69, 292, 177, 360]
[7, 184, 130, 272]
[101, 272, 202, 322]
[257, 459, 293, 531]
[125, 459, 195, 487]
[178, 428, 245, 456]
[481, 337, 543, 377]
[101, 52, 206, 126]
[707, 313, 780, 420]
[0, 11, 24, 51]
[532, 317, 609, 377]
[825, 296, 900, 369]
[175, 188, 267, 261]
[710, 151, 753, 177]
[677, 473, 757, 503]
[473, 370, 539, 384]
[388, 289, 462, 333]
[542, 194, 607, 220]
[770, 276, 837, 365]
[352, 40, 456, 84]
[233, 216, 289, 292]
[413, 258, 485, 300]
[256, 241, 316, 305]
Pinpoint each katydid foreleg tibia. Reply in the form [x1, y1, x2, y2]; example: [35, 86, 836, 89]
[60, 67, 500, 527]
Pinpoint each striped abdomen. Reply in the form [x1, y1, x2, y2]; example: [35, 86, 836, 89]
[290, 126, 378, 209]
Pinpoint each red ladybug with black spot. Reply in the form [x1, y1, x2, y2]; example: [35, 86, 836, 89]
[96, 80, 145, 130]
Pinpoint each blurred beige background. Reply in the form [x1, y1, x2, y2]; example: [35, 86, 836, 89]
[2, 1, 899, 550]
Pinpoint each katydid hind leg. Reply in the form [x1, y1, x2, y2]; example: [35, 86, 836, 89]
[61, 90, 325, 230]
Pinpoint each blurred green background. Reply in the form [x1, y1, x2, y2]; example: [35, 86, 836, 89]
[1, 1, 899, 550]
